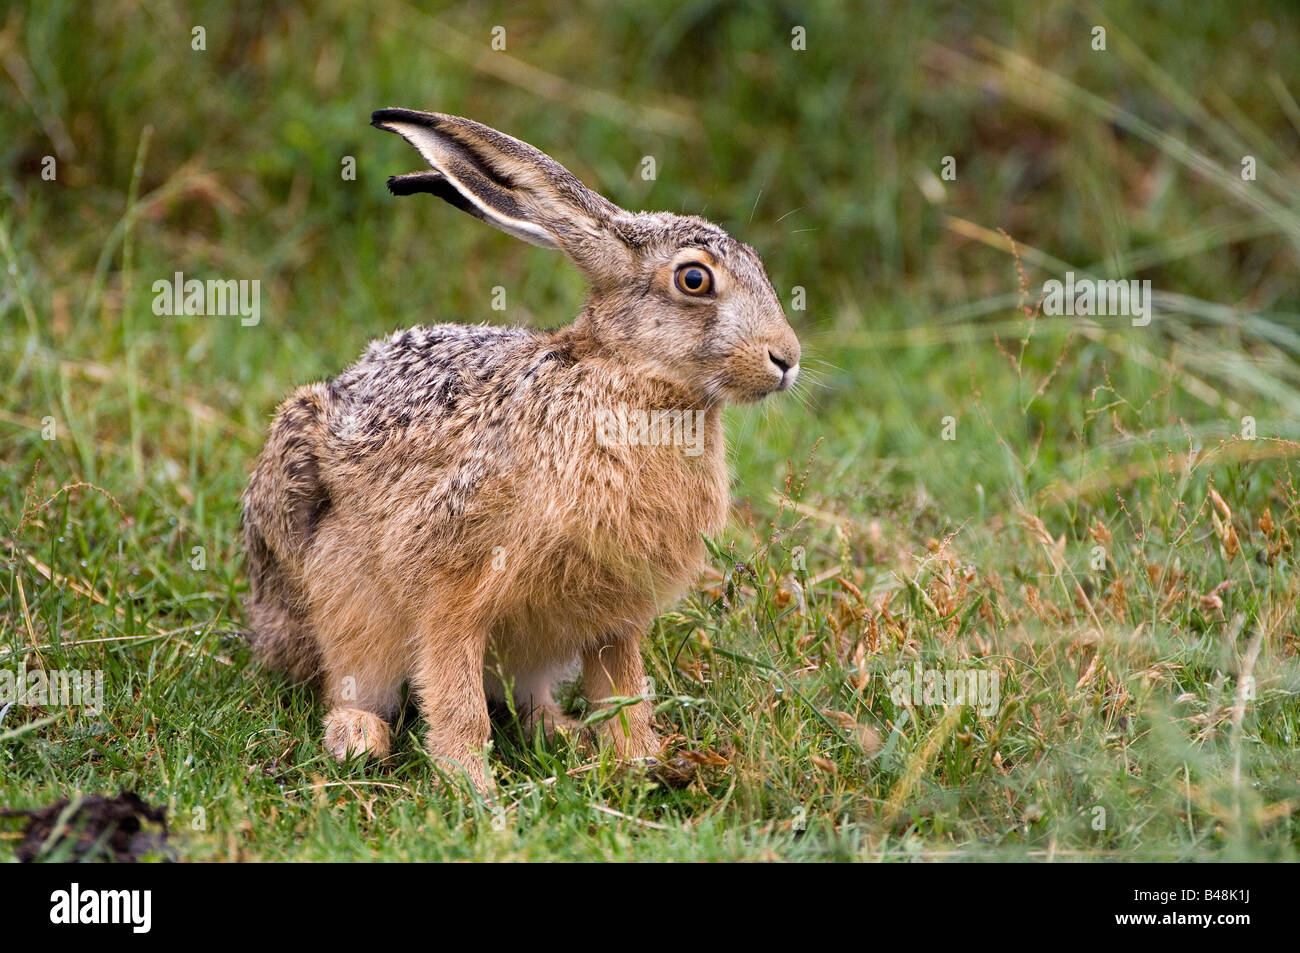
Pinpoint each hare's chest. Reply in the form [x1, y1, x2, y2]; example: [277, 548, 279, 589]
[492, 444, 727, 657]
[576, 442, 727, 581]
[502, 402, 728, 626]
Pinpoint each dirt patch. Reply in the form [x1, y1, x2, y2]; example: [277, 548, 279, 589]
[1, 791, 175, 862]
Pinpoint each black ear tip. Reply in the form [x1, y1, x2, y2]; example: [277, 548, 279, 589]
[371, 107, 437, 129]
[387, 171, 450, 197]
[371, 108, 403, 130]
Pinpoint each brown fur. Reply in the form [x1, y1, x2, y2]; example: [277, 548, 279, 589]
[241, 110, 800, 792]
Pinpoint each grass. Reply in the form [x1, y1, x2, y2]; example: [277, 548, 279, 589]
[2, 0, 1299, 861]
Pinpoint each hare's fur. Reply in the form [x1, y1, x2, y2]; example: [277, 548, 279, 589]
[242, 110, 799, 792]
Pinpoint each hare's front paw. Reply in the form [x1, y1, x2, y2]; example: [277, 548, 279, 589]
[598, 702, 663, 761]
[323, 707, 392, 761]
[425, 734, 495, 796]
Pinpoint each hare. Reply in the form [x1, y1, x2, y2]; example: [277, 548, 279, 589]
[241, 108, 800, 793]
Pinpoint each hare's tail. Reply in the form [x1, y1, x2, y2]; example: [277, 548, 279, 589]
[240, 383, 335, 681]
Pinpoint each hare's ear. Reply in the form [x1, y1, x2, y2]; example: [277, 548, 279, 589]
[372, 108, 630, 282]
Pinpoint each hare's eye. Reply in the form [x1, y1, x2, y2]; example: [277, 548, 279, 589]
[674, 263, 714, 296]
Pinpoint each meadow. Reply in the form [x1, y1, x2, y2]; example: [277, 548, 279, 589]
[2, 0, 1298, 861]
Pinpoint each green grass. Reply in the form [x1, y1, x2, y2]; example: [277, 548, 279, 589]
[2, 0, 1299, 861]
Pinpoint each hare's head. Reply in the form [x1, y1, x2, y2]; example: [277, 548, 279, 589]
[372, 108, 800, 404]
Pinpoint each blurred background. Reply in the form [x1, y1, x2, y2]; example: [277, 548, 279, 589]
[2, 1, 1298, 859]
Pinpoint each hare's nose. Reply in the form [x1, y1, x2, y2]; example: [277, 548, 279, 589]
[768, 349, 799, 390]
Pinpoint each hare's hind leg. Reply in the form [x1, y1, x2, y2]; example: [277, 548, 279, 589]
[241, 383, 335, 681]
[319, 655, 403, 762]
[310, 574, 409, 763]
[323, 707, 393, 761]
[242, 520, 321, 682]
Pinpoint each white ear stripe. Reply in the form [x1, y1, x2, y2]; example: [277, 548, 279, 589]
[379, 120, 559, 250]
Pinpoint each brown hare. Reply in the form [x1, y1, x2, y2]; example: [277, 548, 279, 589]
[241, 108, 800, 793]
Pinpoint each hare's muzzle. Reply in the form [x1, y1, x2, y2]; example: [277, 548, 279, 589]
[760, 319, 801, 395]
[768, 348, 800, 391]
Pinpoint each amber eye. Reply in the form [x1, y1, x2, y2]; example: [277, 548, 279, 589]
[674, 263, 714, 296]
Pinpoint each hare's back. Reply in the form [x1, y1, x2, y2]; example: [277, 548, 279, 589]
[324, 322, 551, 431]
[315, 322, 560, 515]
